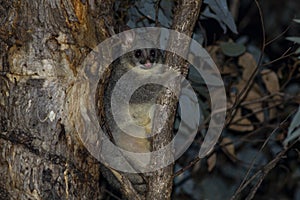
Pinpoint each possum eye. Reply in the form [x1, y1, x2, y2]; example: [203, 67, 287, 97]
[134, 50, 142, 58]
[150, 49, 156, 57]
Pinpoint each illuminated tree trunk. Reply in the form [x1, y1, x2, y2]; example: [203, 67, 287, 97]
[0, 0, 113, 199]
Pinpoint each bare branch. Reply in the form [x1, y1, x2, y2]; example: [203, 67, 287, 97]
[147, 1, 202, 199]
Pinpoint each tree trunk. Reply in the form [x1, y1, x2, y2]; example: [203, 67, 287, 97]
[147, 0, 202, 199]
[0, 0, 114, 199]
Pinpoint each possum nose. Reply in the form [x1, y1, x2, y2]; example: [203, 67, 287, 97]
[144, 62, 152, 68]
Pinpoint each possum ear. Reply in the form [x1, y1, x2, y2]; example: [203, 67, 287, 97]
[121, 30, 135, 49]
[118, 25, 135, 49]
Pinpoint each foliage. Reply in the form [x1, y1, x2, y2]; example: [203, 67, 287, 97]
[286, 19, 300, 57]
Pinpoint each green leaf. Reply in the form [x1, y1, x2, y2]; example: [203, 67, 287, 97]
[295, 47, 300, 54]
[284, 128, 300, 146]
[283, 106, 300, 145]
[293, 19, 300, 24]
[174, 117, 180, 130]
[220, 42, 246, 57]
[286, 37, 300, 44]
[288, 106, 300, 135]
[203, 0, 238, 34]
[188, 66, 205, 84]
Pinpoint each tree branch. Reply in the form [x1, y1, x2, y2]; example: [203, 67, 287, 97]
[147, 1, 202, 199]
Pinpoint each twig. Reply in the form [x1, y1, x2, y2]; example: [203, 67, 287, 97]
[280, 59, 300, 90]
[230, 0, 240, 21]
[174, 157, 201, 177]
[245, 137, 299, 200]
[103, 188, 122, 200]
[230, 109, 298, 200]
[265, 25, 291, 46]
[262, 48, 294, 66]
[226, 0, 266, 126]
[231, 102, 281, 124]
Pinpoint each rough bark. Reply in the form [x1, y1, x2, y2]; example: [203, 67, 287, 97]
[146, 0, 202, 199]
[0, 0, 114, 199]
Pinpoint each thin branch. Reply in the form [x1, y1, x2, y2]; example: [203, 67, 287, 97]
[226, 0, 266, 126]
[103, 188, 122, 200]
[231, 109, 298, 200]
[146, 1, 203, 199]
[174, 157, 202, 177]
[262, 48, 294, 66]
[229, 0, 240, 21]
[280, 59, 300, 90]
[245, 138, 298, 200]
[232, 102, 281, 124]
[265, 25, 291, 46]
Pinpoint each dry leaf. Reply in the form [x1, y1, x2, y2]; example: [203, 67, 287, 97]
[235, 80, 264, 122]
[206, 45, 239, 76]
[261, 69, 280, 94]
[238, 53, 257, 81]
[221, 138, 236, 158]
[207, 153, 217, 172]
[229, 108, 254, 131]
[261, 69, 281, 119]
[236, 53, 264, 122]
[206, 45, 224, 70]
[221, 63, 239, 76]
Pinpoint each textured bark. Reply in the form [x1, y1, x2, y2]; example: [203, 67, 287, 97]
[0, 0, 114, 199]
[146, 0, 202, 200]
